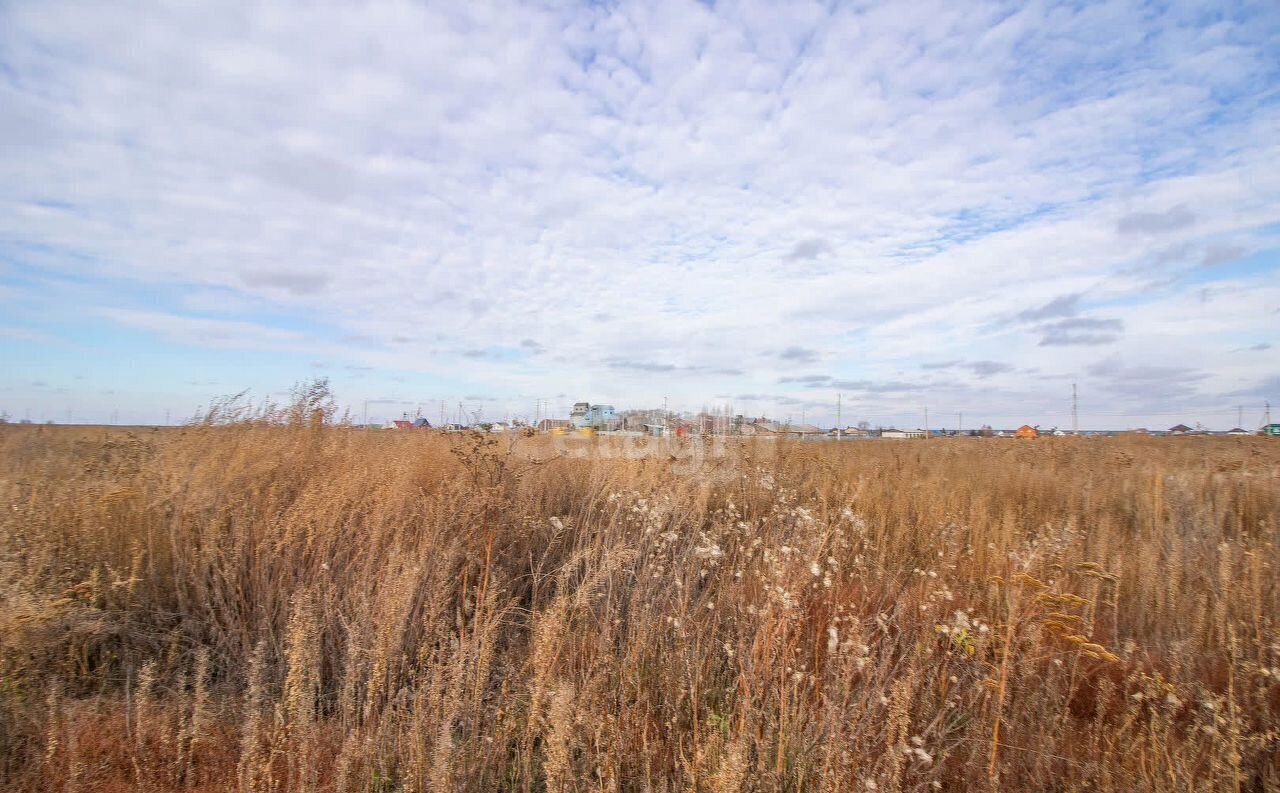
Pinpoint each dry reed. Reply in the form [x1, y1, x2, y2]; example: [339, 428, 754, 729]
[1, 413, 1277, 792]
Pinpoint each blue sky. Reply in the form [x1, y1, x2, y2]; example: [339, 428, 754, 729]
[1, 0, 1278, 429]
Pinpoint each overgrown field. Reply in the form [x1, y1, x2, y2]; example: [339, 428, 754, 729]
[1, 423, 1277, 792]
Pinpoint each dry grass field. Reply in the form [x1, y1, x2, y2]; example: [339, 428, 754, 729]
[1, 417, 1278, 792]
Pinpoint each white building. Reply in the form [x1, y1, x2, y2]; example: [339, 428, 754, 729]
[881, 428, 926, 439]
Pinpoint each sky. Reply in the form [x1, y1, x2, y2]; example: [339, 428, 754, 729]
[1, 0, 1279, 430]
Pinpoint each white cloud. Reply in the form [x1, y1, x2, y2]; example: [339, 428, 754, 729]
[1, 0, 1278, 426]
[96, 309, 310, 350]
[0, 326, 54, 343]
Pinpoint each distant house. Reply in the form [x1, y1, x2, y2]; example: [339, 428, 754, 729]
[783, 423, 824, 437]
[1263, 423, 1280, 437]
[570, 402, 617, 430]
[1168, 424, 1193, 435]
[537, 418, 571, 432]
[412, 418, 431, 428]
[587, 404, 616, 429]
[749, 421, 819, 437]
[1015, 425, 1038, 439]
[739, 420, 780, 436]
[392, 420, 413, 430]
[881, 428, 926, 439]
[737, 416, 773, 437]
[829, 426, 869, 438]
[1227, 427, 1250, 436]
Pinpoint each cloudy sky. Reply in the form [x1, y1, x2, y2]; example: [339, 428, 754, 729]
[2, 0, 1278, 429]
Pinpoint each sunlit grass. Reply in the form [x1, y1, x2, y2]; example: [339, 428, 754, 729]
[1, 418, 1277, 791]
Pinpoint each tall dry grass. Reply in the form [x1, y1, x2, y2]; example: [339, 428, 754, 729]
[0, 418, 1277, 791]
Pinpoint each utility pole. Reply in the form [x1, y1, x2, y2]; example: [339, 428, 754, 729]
[924, 406, 929, 438]
[1072, 383, 1079, 435]
[836, 393, 842, 441]
[1238, 405, 1243, 429]
[958, 412, 962, 434]
[1265, 401, 1272, 428]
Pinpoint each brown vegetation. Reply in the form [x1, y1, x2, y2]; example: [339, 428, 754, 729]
[1, 418, 1278, 791]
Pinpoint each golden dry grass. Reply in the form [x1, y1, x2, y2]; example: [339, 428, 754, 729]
[1, 419, 1278, 792]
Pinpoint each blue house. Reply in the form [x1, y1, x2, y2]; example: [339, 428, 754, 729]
[586, 404, 616, 429]
[571, 402, 616, 429]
